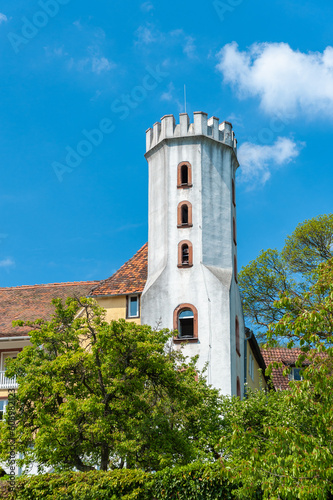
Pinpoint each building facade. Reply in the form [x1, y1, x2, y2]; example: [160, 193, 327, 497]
[0, 112, 268, 423]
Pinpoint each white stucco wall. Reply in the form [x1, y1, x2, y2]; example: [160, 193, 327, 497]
[142, 113, 245, 396]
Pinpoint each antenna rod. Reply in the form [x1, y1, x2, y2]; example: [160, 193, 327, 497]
[184, 85, 187, 114]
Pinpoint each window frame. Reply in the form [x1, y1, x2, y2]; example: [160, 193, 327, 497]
[1, 351, 19, 371]
[289, 367, 303, 381]
[178, 240, 193, 268]
[177, 201, 193, 228]
[173, 303, 198, 343]
[126, 294, 140, 319]
[177, 162, 193, 189]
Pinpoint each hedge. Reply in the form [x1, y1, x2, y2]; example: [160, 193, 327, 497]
[0, 462, 239, 500]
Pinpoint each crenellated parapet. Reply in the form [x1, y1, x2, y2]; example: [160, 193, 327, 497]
[146, 112, 237, 155]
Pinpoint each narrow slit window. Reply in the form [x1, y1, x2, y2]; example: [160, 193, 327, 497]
[234, 255, 238, 282]
[237, 377, 241, 397]
[235, 316, 240, 355]
[178, 309, 194, 338]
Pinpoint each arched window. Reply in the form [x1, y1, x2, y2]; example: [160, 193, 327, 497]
[177, 201, 192, 227]
[173, 303, 198, 343]
[235, 316, 240, 356]
[177, 161, 192, 188]
[233, 217, 237, 245]
[178, 240, 193, 267]
[237, 377, 241, 398]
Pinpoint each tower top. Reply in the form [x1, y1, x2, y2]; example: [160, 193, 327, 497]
[145, 112, 237, 155]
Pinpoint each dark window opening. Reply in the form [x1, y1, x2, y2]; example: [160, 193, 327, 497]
[232, 179, 236, 206]
[181, 164, 188, 185]
[181, 204, 188, 224]
[237, 377, 241, 397]
[236, 316, 240, 355]
[182, 244, 189, 264]
[178, 309, 194, 338]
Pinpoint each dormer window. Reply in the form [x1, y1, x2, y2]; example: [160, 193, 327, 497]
[289, 367, 302, 381]
[177, 162, 192, 188]
[178, 240, 193, 267]
[177, 201, 193, 228]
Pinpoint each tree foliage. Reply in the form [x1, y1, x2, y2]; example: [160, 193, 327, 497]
[239, 214, 333, 340]
[0, 298, 224, 473]
[219, 258, 333, 499]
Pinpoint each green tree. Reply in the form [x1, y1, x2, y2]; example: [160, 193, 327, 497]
[0, 298, 224, 473]
[239, 214, 333, 340]
[219, 258, 333, 499]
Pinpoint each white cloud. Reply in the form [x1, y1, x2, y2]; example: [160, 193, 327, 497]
[160, 82, 175, 102]
[68, 52, 115, 75]
[135, 25, 196, 59]
[160, 82, 183, 111]
[135, 24, 161, 45]
[0, 257, 15, 269]
[238, 137, 302, 185]
[170, 29, 197, 59]
[44, 46, 67, 58]
[217, 42, 333, 118]
[0, 13, 7, 24]
[141, 2, 154, 12]
[183, 36, 196, 59]
[91, 56, 115, 74]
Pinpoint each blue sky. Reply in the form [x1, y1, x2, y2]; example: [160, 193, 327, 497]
[1, 0, 333, 287]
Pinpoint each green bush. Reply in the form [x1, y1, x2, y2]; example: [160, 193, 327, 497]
[0, 463, 237, 500]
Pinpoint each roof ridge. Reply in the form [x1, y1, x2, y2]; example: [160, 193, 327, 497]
[0, 280, 99, 291]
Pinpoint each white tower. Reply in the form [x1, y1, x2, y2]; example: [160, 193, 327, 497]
[141, 112, 244, 396]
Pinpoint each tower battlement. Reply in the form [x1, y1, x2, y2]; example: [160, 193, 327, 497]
[145, 112, 237, 154]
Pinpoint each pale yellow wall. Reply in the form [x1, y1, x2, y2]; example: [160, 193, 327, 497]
[95, 295, 141, 325]
[0, 389, 9, 399]
[246, 342, 267, 391]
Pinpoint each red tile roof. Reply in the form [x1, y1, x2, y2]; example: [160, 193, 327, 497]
[90, 243, 148, 297]
[0, 281, 99, 338]
[261, 348, 304, 390]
